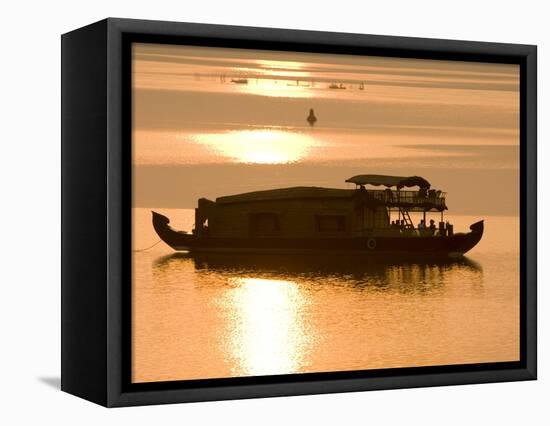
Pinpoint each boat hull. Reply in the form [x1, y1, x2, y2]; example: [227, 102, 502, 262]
[152, 211, 483, 257]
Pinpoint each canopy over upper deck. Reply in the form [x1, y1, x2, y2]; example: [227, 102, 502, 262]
[346, 175, 431, 189]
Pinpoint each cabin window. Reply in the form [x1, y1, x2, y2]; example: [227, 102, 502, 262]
[316, 215, 346, 233]
[249, 213, 280, 236]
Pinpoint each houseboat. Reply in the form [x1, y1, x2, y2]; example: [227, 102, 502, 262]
[152, 175, 484, 257]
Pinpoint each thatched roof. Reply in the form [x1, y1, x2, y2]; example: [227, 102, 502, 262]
[216, 187, 353, 204]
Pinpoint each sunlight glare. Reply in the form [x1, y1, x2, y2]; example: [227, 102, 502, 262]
[227, 277, 310, 377]
[190, 129, 319, 164]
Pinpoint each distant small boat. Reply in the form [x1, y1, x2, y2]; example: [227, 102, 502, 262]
[231, 78, 248, 84]
[329, 83, 346, 89]
[359, 82, 365, 90]
[287, 82, 311, 87]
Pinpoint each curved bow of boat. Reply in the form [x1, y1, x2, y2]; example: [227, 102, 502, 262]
[151, 211, 194, 251]
[448, 219, 484, 257]
[470, 220, 484, 234]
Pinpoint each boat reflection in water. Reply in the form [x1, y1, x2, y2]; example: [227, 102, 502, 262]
[154, 252, 482, 294]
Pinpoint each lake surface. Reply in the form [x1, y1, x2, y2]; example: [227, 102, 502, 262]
[132, 209, 519, 383]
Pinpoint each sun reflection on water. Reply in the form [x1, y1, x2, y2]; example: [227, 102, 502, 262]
[190, 129, 319, 164]
[225, 277, 310, 377]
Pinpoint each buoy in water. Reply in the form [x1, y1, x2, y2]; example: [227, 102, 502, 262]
[307, 108, 317, 126]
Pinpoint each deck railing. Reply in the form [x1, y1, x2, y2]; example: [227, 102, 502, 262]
[367, 189, 447, 210]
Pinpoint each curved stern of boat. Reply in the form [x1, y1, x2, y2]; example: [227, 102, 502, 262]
[151, 211, 194, 251]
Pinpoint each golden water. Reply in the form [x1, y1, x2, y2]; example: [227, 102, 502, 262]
[132, 210, 519, 383]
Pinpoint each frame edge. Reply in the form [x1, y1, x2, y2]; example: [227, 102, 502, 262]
[61, 19, 110, 407]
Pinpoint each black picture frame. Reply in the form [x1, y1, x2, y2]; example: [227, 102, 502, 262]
[61, 17, 537, 407]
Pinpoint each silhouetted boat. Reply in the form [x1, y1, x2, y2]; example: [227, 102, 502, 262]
[230, 78, 248, 84]
[328, 83, 346, 89]
[152, 175, 484, 257]
[287, 81, 311, 87]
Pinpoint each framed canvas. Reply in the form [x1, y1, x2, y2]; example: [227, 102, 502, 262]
[61, 18, 537, 407]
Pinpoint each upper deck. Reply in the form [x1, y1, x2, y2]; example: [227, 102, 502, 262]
[347, 174, 446, 211]
[368, 188, 447, 211]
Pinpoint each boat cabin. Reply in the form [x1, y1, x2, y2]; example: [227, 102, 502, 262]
[193, 175, 447, 238]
